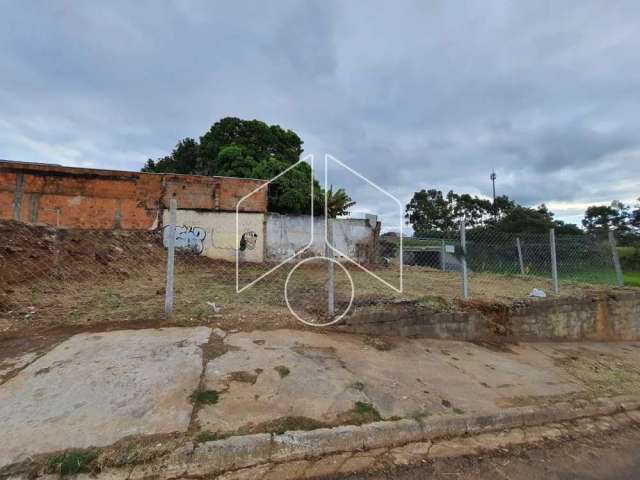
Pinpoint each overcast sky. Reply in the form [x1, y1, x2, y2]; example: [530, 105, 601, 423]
[1, 0, 639, 229]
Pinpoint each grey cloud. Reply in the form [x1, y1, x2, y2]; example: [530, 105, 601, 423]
[1, 0, 639, 229]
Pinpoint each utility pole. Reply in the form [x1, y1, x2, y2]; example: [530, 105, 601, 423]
[490, 170, 497, 220]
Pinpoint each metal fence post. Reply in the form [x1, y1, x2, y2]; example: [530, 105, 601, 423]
[608, 230, 624, 287]
[549, 228, 559, 294]
[460, 218, 469, 299]
[326, 218, 335, 316]
[440, 239, 446, 271]
[516, 237, 525, 275]
[164, 198, 177, 317]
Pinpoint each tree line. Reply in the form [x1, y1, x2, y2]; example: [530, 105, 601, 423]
[405, 189, 640, 237]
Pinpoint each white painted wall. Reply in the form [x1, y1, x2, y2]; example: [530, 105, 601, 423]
[162, 210, 264, 262]
[265, 213, 377, 263]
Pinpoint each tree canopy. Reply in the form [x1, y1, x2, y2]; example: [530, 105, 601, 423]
[405, 189, 581, 236]
[582, 201, 631, 233]
[142, 117, 354, 216]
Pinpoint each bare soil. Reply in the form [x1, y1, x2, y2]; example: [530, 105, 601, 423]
[0, 220, 617, 340]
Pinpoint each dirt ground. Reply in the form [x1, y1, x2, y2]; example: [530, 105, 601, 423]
[0, 220, 616, 339]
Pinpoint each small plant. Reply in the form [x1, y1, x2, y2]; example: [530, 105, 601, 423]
[196, 431, 218, 443]
[354, 401, 381, 420]
[274, 365, 290, 378]
[47, 451, 96, 476]
[194, 390, 219, 405]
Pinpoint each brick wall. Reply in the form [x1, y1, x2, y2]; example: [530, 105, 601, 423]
[0, 161, 267, 230]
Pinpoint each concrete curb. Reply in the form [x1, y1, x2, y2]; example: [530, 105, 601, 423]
[117, 394, 640, 479]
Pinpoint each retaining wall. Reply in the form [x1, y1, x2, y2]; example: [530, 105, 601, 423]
[338, 290, 640, 341]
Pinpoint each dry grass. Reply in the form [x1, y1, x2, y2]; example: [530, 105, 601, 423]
[0, 254, 610, 338]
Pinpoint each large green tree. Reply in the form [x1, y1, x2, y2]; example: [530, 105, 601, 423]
[405, 189, 494, 235]
[582, 201, 630, 232]
[142, 117, 346, 215]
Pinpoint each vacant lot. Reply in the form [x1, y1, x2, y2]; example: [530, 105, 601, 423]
[0, 220, 630, 338]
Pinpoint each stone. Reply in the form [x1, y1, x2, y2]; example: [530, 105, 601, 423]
[213, 328, 227, 339]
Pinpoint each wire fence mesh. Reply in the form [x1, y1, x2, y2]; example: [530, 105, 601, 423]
[0, 215, 634, 335]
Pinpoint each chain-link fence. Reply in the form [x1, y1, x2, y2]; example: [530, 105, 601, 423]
[0, 210, 633, 335]
[377, 227, 625, 302]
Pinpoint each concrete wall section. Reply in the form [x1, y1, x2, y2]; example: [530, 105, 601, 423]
[338, 291, 640, 341]
[510, 291, 640, 341]
[265, 213, 378, 263]
[162, 210, 264, 263]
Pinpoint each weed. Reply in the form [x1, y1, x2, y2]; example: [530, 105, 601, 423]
[47, 451, 96, 476]
[353, 401, 381, 420]
[196, 431, 218, 443]
[194, 390, 219, 405]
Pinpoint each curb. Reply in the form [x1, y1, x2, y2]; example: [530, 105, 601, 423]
[114, 394, 640, 479]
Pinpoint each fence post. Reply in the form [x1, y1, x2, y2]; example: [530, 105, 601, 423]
[549, 228, 559, 294]
[440, 239, 446, 271]
[460, 218, 469, 299]
[516, 237, 525, 275]
[326, 218, 335, 316]
[164, 198, 177, 317]
[608, 230, 624, 287]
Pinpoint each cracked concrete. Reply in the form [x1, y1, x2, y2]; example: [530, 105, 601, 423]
[0, 327, 211, 468]
[196, 330, 620, 436]
[3, 326, 640, 473]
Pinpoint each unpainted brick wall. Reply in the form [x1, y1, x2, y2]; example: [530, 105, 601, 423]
[0, 162, 267, 230]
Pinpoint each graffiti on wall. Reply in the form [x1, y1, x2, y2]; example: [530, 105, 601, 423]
[239, 231, 258, 251]
[163, 225, 207, 255]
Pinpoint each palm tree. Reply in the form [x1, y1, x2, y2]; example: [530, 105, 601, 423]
[325, 186, 356, 218]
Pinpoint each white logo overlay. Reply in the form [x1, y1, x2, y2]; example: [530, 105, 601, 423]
[236, 154, 403, 327]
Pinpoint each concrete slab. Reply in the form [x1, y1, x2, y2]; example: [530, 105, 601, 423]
[197, 330, 586, 435]
[0, 327, 211, 468]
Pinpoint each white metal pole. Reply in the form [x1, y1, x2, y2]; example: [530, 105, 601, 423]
[550, 228, 559, 294]
[516, 237, 525, 275]
[165, 198, 177, 317]
[608, 230, 624, 287]
[326, 218, 335, 316]
[461, 218, 469, 299]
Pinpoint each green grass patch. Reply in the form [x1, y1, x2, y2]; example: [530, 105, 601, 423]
[624, 272, 640, 287]
[194, 390, 219, 405]
[353, 401, 381, 420]
[196, 431, 218, 443]
[274, 365, 290, 378]
[47, 451, 96, 476]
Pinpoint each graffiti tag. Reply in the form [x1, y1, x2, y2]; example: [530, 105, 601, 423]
[239, 231, 258, 251]
[163, 225, 207, 255]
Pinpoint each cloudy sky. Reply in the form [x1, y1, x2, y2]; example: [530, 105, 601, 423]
[1, 0, 639, 229]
